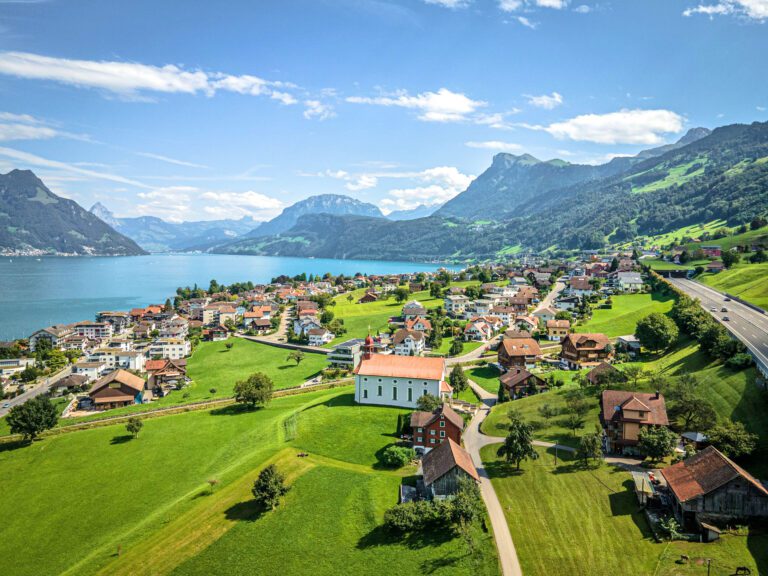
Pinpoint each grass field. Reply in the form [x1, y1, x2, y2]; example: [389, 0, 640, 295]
[699, 262, 768, 309]
[683, 226, 768, 253]
[575, 293, 674, 338]
[643, 258, 709, 271]
[0, 387, 499, 576]
[482, 445, 767, 576]
[466, 365, 502, 394]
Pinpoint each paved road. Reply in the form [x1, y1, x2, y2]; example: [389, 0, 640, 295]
[446, 339, 496, 366]
[534, 280, 565, 312]
[0, 365, 71, 418]
[462, 380, 523, 576]
[668, 278, 768, 374]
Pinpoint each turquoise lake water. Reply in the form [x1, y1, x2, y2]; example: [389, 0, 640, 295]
[0, 254, 441, 340]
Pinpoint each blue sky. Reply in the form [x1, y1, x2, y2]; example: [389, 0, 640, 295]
[0, 0, 766, 222]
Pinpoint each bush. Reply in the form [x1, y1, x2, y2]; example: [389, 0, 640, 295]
[725, 353, 753, 369]
[379, 445, 416, 468]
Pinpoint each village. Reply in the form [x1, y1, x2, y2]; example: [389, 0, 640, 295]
[1, 250, 766, 576]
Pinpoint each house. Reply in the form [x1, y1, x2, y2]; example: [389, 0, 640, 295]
[393, 329, 425, 356]
[661, 446, 768, 531]
[498, 335, 541, 370]
[554, 295, 581, 311]
[327, 339, 363, 370]
[202, 326, 229, 341]
[358, 292, 378, 304]
[471, 299, 496, 317]
[586, 361, 625, 386]
[616, 272, 644, 292]
[146, 358, 187, 396]
[405, 316, 432, 333]
[489, 306, 516, 326]
[148, 338, 191, 360]
[705, 260, 725, 273]
[96, 311, 131, 334]
[354, 343, 450, 408]
[568, 276, 594, 296]
[600, 390, 669, 454]
[532, 306, 558, 324]
[499, 368, 548, 399]
[701, 245, 722, 258]
[89, 369, 148, 410]
[51, 373, 89, 396]
[308, 328, 335, 347]
[514, 315, 538, 333]
[402, 300, 427, 320]
[410, 404, 464, 453]
[0, 358, 33, 377]
[560, 333, 612, 369]
[29, 325, 74, 352]
[421, 438, 479, 500]
[464, 318, 494, 342]
[71, 360, 106, 381]
[444, 295, 469, 318]
[616, 335, 642, 357]
[545, 319, 570, 341]
[74, 322, 114, 340]
[293, 316, 322, 337]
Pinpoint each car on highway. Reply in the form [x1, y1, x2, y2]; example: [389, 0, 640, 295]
[724, 297, 731, 302]
[721, 307, 728, 312]
[710, 307, 717, 312]
[722, 316, 730, 322]
[2, 402, 9, 409]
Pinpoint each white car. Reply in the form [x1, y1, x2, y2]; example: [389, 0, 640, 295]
[2, 402, 10, 409]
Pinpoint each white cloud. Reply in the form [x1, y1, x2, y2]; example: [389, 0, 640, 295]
[423, 0, 471, 7]
[465, 140, 523, 152]
[380, 166, 474, 213]
[517, 16, 537, 27]
[526, 91, 563, 109]
[135, 187, 284, 222]
[757, 105, 767, 111]
[500, 0, 569, 11]
[347, 88, 487, 123]
[315, 169, 378, 191]
[303, 99, 335, 120]
[683, 0, 768, 20]
[136, 152, 210, 169]
[535, 0, 568, 8]
[573, 4, 591, 13]
[0, 51, 304, 105]
[201, 190, 284, 215]
[525, 109, 684, 145]
[0, 122, 59, 141]
[499, 0, 524, 10]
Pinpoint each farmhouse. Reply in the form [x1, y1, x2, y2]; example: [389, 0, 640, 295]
[600, 390, 669, 454]
[89, 369, 148, 410]
[421, 438, 479, 500]
[410, 404, 464, 453]
[354, 342, 449, 408]
[560, 333, 612, 369]
[499, 368, 548, 399]
[662, 446, 768, 530]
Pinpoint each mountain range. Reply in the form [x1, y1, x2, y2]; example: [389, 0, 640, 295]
[214, 121, 768, 261]
[0, 170, 145, 256]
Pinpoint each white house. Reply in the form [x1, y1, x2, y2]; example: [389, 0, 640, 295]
[617, 272, 644, 292]
[354, 352, 450, 409]
[75, 322, 114, 340]
[444, 295, 469, 318]
[149, 338, 191, 360]
[532, 306, 558, 324]
[293, 316, 323, 336]
[71, 360, 106, 381]
[392, 329, 425, 356]
[402, 300, 427, 320]
[308, 328, 335, 346]
[471, 299, 495, 317]
[29, 325, 74, 352]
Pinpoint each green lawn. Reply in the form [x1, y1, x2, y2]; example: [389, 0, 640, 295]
[643, 258, 708, 271]
[0, 386, 500, 576]
[466, 365, 502, 394]
[481, 446, 767, 576]
[433, 338, 484, 357]
[699, 262, 768, 309]
[575, 293, 674, 338]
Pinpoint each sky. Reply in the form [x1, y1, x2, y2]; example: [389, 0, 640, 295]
[0, 0, 766, 222]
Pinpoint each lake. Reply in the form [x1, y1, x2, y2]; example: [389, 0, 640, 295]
[0, 254, 442, 340]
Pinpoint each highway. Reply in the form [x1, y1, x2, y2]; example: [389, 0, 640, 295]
[668, 278, 768, 376]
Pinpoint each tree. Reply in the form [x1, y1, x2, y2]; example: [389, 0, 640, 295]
[637, 425, 677, 461]
[577, 432, 602, 466]
[537, 403, 556, 421]
[671, 397, 717, 431]
[449, 339, 464, 357]
[750, 215, 767, 230]
[416, 393, 441, 412]
[449, 365, 468, 394]
[125, 417, 143, 439]
[620, 365, 645, 389]
[393, 287, 410, 303]
[707, 420, 758, 458]
[164, 298, 174, 313]
[659, 516, 681, 541]
[346, 294, 354, 304]
[379, 445, 416, 468]
[286, 350, 305, 366]
[6, 396, 58, 440]
[252, 464, 289, 510]
[635, 313, 679, 352]
[320, 309, 335, 325]
[721, 250, 740, 268]
[563, 413, 585, 436]
[750, 249, 768, 263]
[234, 372, 274, 409]
[225, 342, 233, 351]
[497, 418, 539, 470]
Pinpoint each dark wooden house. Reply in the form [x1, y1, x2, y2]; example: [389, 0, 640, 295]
[421, 438, 479, 499]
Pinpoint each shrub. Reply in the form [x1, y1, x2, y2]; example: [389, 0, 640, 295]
[725, 353, 753, 369]
[379, 445, 416, 468]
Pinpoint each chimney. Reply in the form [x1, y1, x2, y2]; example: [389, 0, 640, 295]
[654, 390, 660, 399]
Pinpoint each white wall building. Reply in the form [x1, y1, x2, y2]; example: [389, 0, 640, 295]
[149, 338, 191, 360]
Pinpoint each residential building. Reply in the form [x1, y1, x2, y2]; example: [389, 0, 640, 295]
[405, 316, 432, 333]
[498, 334, 541, 370]
[308, 328, 335, 347]
[546, 319, 570, 341]
[149, 338, 191, 360]
[354, 344, 450, 408]
[600, 390, 669, 454]
[410, 404, 464, 453]
[701, 245, 722, 258]
[568, 276, 594, 296]
[532, 306, 557, 324]
[327, 339, 363, 370]
[89, 369, 148, 410]
[616, 272, 644, 292]
[499, 368, 548, 399]
[444, 295, 469, 318]
[71, 360, 106, 381]
[421, 439, 479, 500]
[146, 358, 187, 396]
[560, 333, 612, 369]
[96, 311, 131, 334]
[29, 325, 74, 352]
[616, 335, 642, 357]
[392, 329, 425, 356]
[464, 318, 494, 342]
[74, 322, 114, 340]
[293, 316, 322, 336]
[489, 306, 516, 326]
[661, 446, 768, 530]
[402, 300, 427, 319]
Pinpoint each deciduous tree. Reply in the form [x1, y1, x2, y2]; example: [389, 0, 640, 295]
[7, 396, 58, 440]
[252, 464, 289, 510]
[234, 372, 274, 409]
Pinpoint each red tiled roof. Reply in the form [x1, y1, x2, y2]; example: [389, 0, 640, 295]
[354, 354, 444, 381]
[422, 438, 479, 485]
[601, 390, 668, 426]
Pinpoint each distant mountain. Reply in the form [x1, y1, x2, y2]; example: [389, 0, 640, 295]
[435, 128, 712, 222]
[0, 170, 146, 256]
[245, 194, 384, 238]
[214, 121, 768, 261]
[386, 204, 438, 221]
[89, 204, 259, 253]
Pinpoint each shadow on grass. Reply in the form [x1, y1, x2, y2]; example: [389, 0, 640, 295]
[357, 524, 453, 551]
[210, 404, 262, 416]
[483, 459, 525, 479]
[0, 439, 31, 452]
[110, 434, 133, 445]
[420, 555, 462, 573]
[747, 529, 768, 576]
[224, 499, 267, 522]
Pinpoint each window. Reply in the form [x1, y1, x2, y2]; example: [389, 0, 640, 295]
[417, 427, 423, 433]
[392, 387, 398, 401]
[408, 388, 413, 402]
[423, 389, 428, 397]
[430, 439, 436, 444]
[440, 430, 445, 438]
[430, 430, 436, 436]
[416, 437, 423, 443]
[440, 420, 445, 428]
[362, 389, 368, 399]
[377, 385, 382, 396]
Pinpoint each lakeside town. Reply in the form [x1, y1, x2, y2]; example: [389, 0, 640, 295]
[2, 242, 767, 576]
